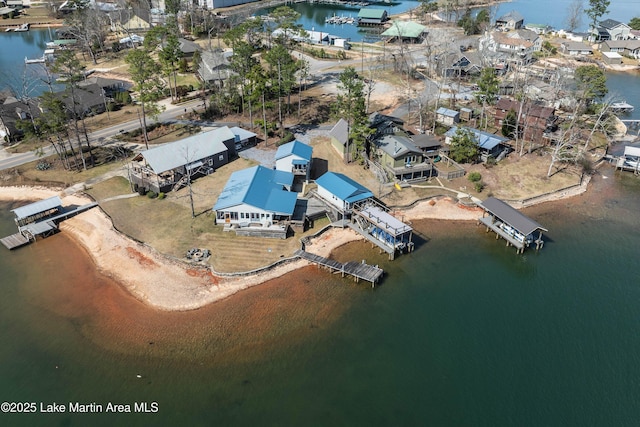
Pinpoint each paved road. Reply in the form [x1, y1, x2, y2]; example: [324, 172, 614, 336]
[0, 98, 205, 172]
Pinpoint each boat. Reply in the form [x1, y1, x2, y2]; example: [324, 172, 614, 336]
[4, 28, 12, 32]
[611, 101, 635, 114]
[24, 55, 45, 64]
[13, 23, 30, 32]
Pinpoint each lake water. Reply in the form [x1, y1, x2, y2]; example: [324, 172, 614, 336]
[0, 29, 55, 97]
[2, 171, 640, 425]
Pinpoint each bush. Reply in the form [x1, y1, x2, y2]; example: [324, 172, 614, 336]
[468, 171, 482, 182]
[147, 191, 157, 199]
[157, 192, 165, 200]
[276, 131, 295, 146]
[474, 181, 484, 192]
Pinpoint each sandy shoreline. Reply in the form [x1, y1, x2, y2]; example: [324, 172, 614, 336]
[0, 185, 482, 311]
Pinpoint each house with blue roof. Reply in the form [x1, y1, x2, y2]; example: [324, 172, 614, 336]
[445, 126, 509, 161]
[315, 172, 373, 216]
[213, 166, 297, 228]
[275, 140, 313, 182]
[436, 107, 460, 126]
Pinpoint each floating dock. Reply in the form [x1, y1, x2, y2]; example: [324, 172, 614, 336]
[294, 249, 383, 286]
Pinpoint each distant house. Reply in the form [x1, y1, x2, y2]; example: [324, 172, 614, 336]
[445, 126, 509, 161]
[275, 140, 313, 182]
[55, 83, 108, 117]
[435, 107, 460, 126]
[198, 50, 233, 87]
[494, 98, 556, 143]
[119, 15, 151, 32]
[328, 118, 350, 161]
[591, 19, 632, 42]
[78, 76, 131, 96]
[129, 127, 234, 193]
[442, 51, 483, 78]
[176, 38, 202, 58]
[524, 23, 551, 35]
[369, 112, 405, 139]
[380, 20, 427, 43]
[0, 96, 40, 142]
[495, 10, 524, 30]
[212, 165, 297, 227]
[480, 29, 541, 63]
[357, 8, 388, 26]
[315, 172, 373, 216]
[198, 0, 259, 9]
[372, 134, 433, 182]
[601, 40, 640, 59]
[561, 41, 594, 56]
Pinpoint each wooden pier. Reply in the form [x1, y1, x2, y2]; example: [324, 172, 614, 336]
[0, 233, 30, 250]
[294, 249, 384, 286]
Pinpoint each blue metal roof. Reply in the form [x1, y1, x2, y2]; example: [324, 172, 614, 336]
[445, 126, 508, 151]
[316, 172, 373, 204]
[275, 140, 313, 162]
[213, 166, 296, 215]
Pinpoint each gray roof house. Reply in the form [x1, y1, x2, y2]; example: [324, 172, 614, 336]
[495, 11, 524, 30]
[373, 134, 434, 182]
[445, 126, 509, 162]
[561, 41, 594, 56]
[198, 50, 234, 86]
[591, 19, 632, 41]
[129, 126, 234, 193]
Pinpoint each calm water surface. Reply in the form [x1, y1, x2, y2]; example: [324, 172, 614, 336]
[2, 170, 640, 425]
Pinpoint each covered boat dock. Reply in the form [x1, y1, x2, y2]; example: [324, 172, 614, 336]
[1, 196, 97, 250]
[477, 197, 546, 253]
[353, 204, 414, 260]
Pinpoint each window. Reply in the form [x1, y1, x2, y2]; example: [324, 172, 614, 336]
[219, 155, 224, 161]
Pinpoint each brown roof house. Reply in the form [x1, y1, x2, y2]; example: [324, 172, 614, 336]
[494, 98, 556, 144]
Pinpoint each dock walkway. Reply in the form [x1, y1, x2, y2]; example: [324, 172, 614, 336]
[294, 249, 384, 286]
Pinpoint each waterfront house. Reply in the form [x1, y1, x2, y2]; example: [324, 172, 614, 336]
[436, 107, 460, 126]
[129, 127, 233, 194]
[357, 8, 388, 26]
[590, 19, 632, 42]
[315, 172, 373, 217]
[55, 83, 108, 118]
[494, 98, 556, 143]
[372, 134, 433, 182]
[275, 140, 313, 182]
[524, 23, 551, 35]
[328, 118, 350, 161]
[198, 0, 258, 8]
[495, 10, 524, 30]
[380, 21, 427, 44]
[561, 41, 594, 56]
[213, 165, 296, 227]
[445, 126, 509, 161]
[442, 51, 483, 78]
[601, 40, 640, 59]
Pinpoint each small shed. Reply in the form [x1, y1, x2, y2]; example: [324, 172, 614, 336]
[275, 140, 313, 182]
[601, 51, 623, 65]
[436, 107, 460, 126]
[459, 107, 473, 121]
[328, 118, 350, 161]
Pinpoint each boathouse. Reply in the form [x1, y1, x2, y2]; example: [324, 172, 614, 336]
[380, 21, 428, 44]
[12, 196, 62, 227]
[357, 9, 388, 26]
[353, 204, 414, 259]
[477, 197, 547, 253]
